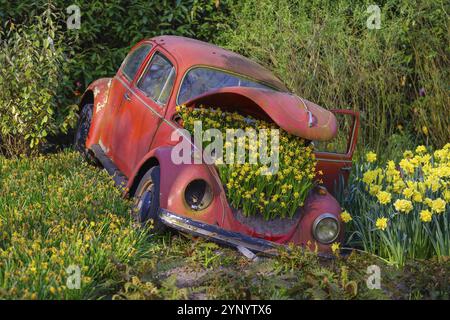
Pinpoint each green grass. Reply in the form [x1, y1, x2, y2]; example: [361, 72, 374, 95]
[0, 151, 448, 299]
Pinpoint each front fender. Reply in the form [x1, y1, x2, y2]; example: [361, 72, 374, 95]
[82, 78, 113, 148]
[129, 146, 226, 226]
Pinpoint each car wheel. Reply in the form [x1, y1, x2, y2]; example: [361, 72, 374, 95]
[74, 103, 98, 164]
[133, 166, 167, 234]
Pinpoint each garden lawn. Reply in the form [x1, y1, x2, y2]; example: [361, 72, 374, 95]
[0, 151, 448, 299]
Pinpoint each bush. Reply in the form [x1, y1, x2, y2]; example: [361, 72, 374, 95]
[0, 0, 233, 104]
[0, 7, 77, 156]
[218, 0, 449, 149]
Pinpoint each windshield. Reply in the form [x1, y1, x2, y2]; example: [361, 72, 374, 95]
[177, 67, 275, 104]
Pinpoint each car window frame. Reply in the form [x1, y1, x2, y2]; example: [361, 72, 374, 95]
[135, 50, 177, 107]
[119, 43, 153, 83]
[176, 65, 279, 105]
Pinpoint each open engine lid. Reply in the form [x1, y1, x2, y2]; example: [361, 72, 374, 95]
[182, 86, 337, 141]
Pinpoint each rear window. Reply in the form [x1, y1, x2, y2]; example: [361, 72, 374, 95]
[177, 67, 274, 104]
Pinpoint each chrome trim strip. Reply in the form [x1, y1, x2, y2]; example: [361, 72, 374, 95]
[159, 209, 280, 255]
[316, 157, 352, 163]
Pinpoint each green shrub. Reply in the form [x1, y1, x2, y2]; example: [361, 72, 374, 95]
[218, 0, 449, 150]
[0, 7, 77, 156]
[0, 0, 233, 104]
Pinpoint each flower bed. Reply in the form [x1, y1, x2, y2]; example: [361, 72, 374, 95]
[177, 105, 317, 220]
[343, 144, 450, 265]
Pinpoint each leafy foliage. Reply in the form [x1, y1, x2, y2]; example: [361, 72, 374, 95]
[0, 0, 232, 100]
[0, 7, 77, 156]
[218, 0, 449, 149]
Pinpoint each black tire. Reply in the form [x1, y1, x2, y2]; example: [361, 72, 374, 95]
[133, 166, 167, 234]
[74, 103, 98, 165]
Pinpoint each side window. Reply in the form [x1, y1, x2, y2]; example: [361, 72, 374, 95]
[121, 44, 152, 81]
[314, 113, 354, 154]
[137, 53, 175, 105]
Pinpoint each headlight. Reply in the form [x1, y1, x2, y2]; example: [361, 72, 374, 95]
[312, 213, 340, 244]
[184, 179, 213, 211]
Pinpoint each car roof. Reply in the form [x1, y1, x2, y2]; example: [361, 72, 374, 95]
[149, 35, 288, 92]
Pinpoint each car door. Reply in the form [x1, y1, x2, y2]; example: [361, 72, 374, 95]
[314, 109, 359, 194]
[100, 43, 153, 155]
[111, 50, 176, 177]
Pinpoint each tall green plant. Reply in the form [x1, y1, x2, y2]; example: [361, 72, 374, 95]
[0, 0, 233, 104]
[0, 6, 77, 156]
[219, 0, 449, 150]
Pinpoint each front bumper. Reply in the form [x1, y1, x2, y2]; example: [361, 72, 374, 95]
[158, 208, 281, 256]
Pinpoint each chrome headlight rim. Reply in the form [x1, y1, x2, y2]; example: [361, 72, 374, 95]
[184, 179, 213, 211]
[312, 213, 340, 244]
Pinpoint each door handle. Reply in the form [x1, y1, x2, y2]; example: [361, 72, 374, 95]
[341, 166, 352, 171]
[124, 92, 132, 101]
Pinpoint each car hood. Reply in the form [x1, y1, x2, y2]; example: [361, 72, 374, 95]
[183, 86, 337, 141]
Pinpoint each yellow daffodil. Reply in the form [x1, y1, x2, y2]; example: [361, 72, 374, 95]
[376, 191, 392, 205]
[394, 199, 413, 214]
[366, 151, 377, 163]
[331, 242, 340, 254]
[375, 217, 388, 231]
[415, 145, 427, 154]
[340, 211, 352, 223]
[419, 209, 432, 223]
[431, 198, 446, 214]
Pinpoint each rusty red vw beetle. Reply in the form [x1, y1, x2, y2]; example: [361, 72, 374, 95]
[75, 36, 359, 254]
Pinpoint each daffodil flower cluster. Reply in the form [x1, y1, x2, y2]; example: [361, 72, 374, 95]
[0, 152, 150, 299]
[344, 143, 450, 265]
[177, 105, 317, 220]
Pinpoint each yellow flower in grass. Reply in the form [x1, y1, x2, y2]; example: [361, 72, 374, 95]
[369, 184, 381, 196]
[394, 199, 413, 214]
[376, 191, 392, 205]
[431, 198, 446, 214]
[403, 150, 414, 159]
[399, 159, 415, 174]
[366, 151, 377, 163]
[340, 211, 352, 223]
[376, 217, 388, 231]
[412, 192, 423, 203]
[402, 187, 414, 199]
[419, 210, 432, 223]
[415, 145, 427, 154]
[444, 190, 450, 202]
[392, 180, 405, 193]
[331, 242, 340, 254]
